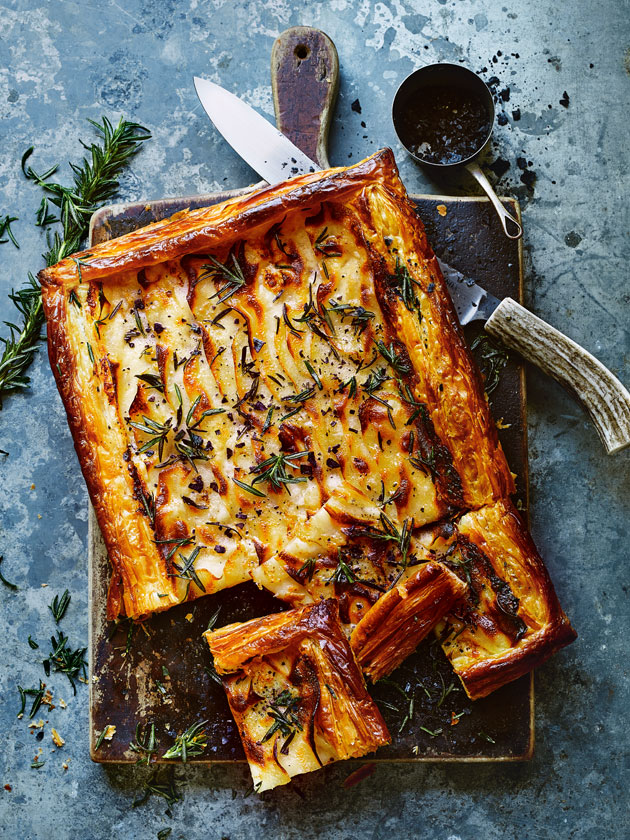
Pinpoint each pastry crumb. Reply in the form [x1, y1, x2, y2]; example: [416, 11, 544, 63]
[437, 204, 447, 217]
[185, 612, 194, 623]
[496, 418, 511, 429]
[103, 724, 116, 741]
[51, 728, 65, 747]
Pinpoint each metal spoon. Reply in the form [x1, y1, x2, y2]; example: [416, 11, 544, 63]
[392, 63, 522, 240]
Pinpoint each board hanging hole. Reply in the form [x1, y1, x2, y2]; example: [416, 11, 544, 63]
[294, 44, 310, 60]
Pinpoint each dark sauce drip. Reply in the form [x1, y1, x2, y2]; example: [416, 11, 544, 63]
[398, 85, 491, 165]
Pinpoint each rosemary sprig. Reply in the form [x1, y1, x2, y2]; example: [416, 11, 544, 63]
[390, 256, 420, 311]
[0, 215, 19, 248]
[375, 340, 411, 375]
[200, 253, 246, 303]
[260, 690, 302, 751]
[0, 117, 150, 408]
[0, 274, 44, 408]
[171, 546, 206, 593]
[43, 631, 87, 694]
[162, 721, 208, 762]
[326, 551, 356, 585]
[49, 589, 71, 623]
[249, 450, 310, 491]
[155, 535, 195, 563]
[16, 680, 46, 719]
[129, 722, 158, 765]
[328, 301, 375, 335]
[135, 372, 164, 393]
[471, 334, 509, 395]
[233, 477, 267, 498]
[132, 766, 181, 810]
[129, 415, 172, 461]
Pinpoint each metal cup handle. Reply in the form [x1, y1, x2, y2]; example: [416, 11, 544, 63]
[465, 162, 523, 240]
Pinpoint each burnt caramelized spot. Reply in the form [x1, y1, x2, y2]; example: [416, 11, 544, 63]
[444, 534, 527, 642]
[100, 357, 119, 405]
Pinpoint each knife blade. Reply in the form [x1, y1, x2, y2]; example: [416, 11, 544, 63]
[193, 77, 630, 454]
[193, 77, 317, 184]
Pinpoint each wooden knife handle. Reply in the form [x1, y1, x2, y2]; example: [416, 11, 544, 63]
[485, 297, 630, 455]
[271, 26, 339, 168]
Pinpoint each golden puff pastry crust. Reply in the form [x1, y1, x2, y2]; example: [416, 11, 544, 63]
[40, 148, 513, 620]
[350, 562, 468, 682]
[424, 498, 577, 700]
[204, 599, 390, 791]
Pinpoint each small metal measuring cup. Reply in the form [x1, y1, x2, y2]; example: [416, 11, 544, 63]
[392, 63, 522, 240]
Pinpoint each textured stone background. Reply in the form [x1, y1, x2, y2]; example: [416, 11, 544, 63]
[1, 1, 629, 838]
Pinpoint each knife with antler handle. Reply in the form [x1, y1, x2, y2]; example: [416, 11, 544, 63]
[193, 27, 630, 455]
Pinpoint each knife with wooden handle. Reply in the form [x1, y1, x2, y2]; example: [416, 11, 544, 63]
[194, 26, 630, 455]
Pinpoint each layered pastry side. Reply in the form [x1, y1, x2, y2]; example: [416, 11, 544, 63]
[204, 599, 390, 791]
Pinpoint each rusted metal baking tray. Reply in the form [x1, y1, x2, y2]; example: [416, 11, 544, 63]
[88, 190, 531, 764]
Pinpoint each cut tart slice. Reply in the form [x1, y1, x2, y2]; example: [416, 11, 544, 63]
[204, 599, 390, 792]
[40, 147, 513, 619]
[422, 498, 577, 700]
[349, 562, 468, 682]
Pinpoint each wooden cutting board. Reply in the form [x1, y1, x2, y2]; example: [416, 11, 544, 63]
[87, 27, 531, 765]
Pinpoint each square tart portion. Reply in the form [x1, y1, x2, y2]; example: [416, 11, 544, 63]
[40, 147, 512, 620]
[204, 599, 390, 792]
[421, 498, 577, 699]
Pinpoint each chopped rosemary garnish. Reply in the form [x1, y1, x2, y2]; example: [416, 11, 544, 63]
[0, 215, 20, 248]
[249, 450, 310, 491]
[410, 447, 438, 481]
[43, 631, 87, 694]
[0, 555, 18, 590]
[233, 477, 267, 498]
[361, 368, 396, 428]
[136, 487, 155, 526]
[200, 253, 246, 303]
[171, 546, 206, 593]
[27, 635, 39, 649]
[162, 721, 208, 762]
[375, 340, 411, 375]
[155, 535, 195, 562]
[132, 766, 181, 809]
[338, 375, 357, 398]
[326, 551, 356, 585]
[49, 589, 71, 623]
[471, 334, 509, 395]
[68, 289, 81, 308]
[378, 481, 405, 508]
[262, 406, 274, 433]
[390, 256, 420, 311]
[17, 680, 46, 718]
[297, 557, 317, 581]
[304, 360, 322, 389]
[206, 606, 221, 632]
[129, 415, 172, 461]
[0, 274, 44, 408]
[135, 372, 164, 393]
[282, 386, 315, 404]
[329, 301, 375, 335]
[282, 303, 303, 336]
[129, 722, 157, 765]
[420, 725, 443, 737]
[355, 514, 413, 579]
[260, 689, 302, 749]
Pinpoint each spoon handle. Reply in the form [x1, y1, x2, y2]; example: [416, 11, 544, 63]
[466, 161, 523, 240]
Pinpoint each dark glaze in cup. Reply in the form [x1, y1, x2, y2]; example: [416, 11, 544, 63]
[392, 63, 522, 240]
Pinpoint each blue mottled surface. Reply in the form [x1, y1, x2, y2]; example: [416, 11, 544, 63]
[1, 1, 629, 838]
